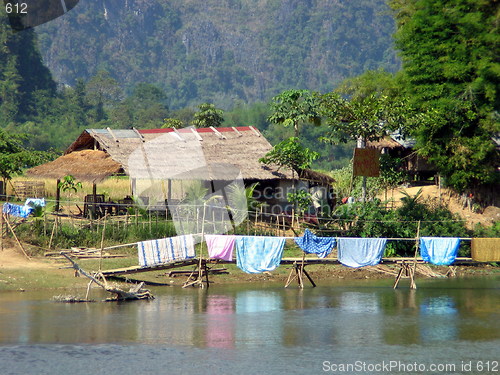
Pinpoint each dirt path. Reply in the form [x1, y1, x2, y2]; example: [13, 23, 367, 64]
[0, 240, 54, 269]
[381, 185, 496, 229]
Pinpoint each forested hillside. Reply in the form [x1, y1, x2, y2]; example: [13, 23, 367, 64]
[36, 0, 399, 109]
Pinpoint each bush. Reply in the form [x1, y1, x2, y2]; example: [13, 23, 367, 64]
[327, 190, 470, 256]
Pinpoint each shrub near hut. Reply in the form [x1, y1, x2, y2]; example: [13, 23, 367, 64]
[329, 190, 470, 257]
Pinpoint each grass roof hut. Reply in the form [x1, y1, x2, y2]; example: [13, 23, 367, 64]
[27, 126, 335, 215]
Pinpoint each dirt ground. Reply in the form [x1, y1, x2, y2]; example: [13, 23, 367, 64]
[0, 240, 54, 269]
[381, 185, 498, 229]
[0, 185, 498, 291]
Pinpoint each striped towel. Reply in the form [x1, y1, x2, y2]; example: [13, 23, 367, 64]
[138, 234, 195, 267]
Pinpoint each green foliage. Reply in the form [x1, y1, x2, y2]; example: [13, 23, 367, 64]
[473, 221, 500, 238]
[226, 182, 261, 222]
[268, 89, 321, 136]
[259, 137, 319, 173]
[287, 189, 312, 214]
[320, 92, 414, 143]
[0, 128, 55, 182]
[0, 15, 56, 125]
[390, 0, 500, 191]
[57, 175, 83, 193]
[35, 0, 399, 109]
[331, 191, 469, 256]
[111, 83, 169, 129]
[379, 153, 408, 189]
[335, 69, 402, 100]
[162, 118, 184, 129]
[191, 103, 224, 128]
[16, 216, 177, 249]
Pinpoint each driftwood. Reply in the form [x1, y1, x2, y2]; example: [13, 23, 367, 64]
[61, 253, 154, 301]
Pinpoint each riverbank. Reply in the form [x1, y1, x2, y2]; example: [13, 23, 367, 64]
[1, 241, 498, 292]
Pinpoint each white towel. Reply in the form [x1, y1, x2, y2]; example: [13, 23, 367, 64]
[138, 234, 195, 266]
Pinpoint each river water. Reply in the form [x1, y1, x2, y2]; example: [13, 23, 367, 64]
[0, 277, 499, 375]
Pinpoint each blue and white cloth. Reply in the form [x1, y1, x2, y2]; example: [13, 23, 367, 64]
[2, 203, 34, 218]
[235, 236, 286, 274]
[24, 198, 46, 207]
[337, 237, 387, 268]
[138, 234, 195, 267]
[294, 229, 336, 258]
[420, 237, 460, 265]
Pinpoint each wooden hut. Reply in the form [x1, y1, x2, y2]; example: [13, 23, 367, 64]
[27, 127, 334, 214]
[367, 134, 437, 182]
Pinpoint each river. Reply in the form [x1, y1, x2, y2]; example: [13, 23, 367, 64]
[0, 277, 499, 374]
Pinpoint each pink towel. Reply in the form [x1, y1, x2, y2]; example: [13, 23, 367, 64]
[205, 235, 236, 261]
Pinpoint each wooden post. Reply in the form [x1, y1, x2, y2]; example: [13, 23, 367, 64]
[4, 214, 30, 260]
[99, 214, 107, 271]
[0, 206, 3, 251]
[410, 221, 421, 290]
[55, 179, 61, 212]
[91, 183, 98, 219]
[48, 215, 58, 249]
[254, 206, 258, 235]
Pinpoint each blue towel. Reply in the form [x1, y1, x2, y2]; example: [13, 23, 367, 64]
[294, 229, 336, 258]
[337, 237, 387, 268]
[2, 203, 33, 218]
[235, 236, 286, 274]
[420, 237, 460, 265]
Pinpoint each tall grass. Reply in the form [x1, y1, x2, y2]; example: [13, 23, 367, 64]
[9, 176, 132, 202]
[15, 215, 178, 251]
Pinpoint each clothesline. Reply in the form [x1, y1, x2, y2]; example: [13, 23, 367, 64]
[103, 235, 473, 250]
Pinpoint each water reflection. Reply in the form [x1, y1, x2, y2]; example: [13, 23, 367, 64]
[0, 278, 498, 349]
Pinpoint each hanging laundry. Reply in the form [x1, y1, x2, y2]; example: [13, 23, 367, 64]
[137, 234, 195, 267]
[337, 237, 387, 268]
[471, 238, 500, 262]
[294, 229, 336, 258]
[205, 234, 236, 261]
[24, 198, 46, 207]
[2, 203, 34, 218]
[235, 236, 286, 274]
[420, 237, 460, 265]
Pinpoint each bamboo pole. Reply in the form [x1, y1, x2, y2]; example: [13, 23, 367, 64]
[410, 221, 421, 289]
[98, 214, 107, 272]
[48, 216, 58, 249]
[0, 207, 3, 252]
[4, 214, 30, 260]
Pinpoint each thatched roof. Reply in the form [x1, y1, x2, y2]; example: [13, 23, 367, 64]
[367, 137, 402, 150]
[26, 150, 123, 182]
[299, 169, 335, 186]
[54, 127, 295, 181]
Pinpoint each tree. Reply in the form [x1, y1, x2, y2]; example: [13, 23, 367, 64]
[0, 16, 56, 124]
[0, 129, 54, 192]
[259, 137, 319, 174]
[335, 69, 402, 100]
[85, 70, 124, 107]
[162, 118, 183, 129]
[191, 103, 224, 128]
[114, 83, 169, 129]
[390, 0, 500, 191]
[320, 91, 415, 201]
[320, 92, 411, 144]
[268, 89, 321, 137]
